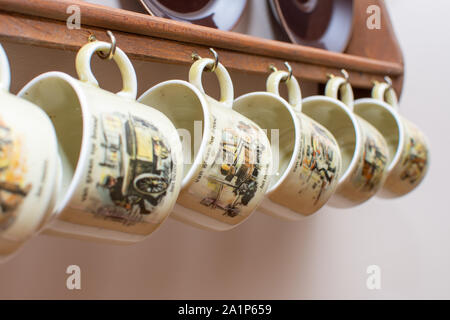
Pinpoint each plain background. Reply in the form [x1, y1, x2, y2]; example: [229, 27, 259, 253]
[0, 0, 448, 299]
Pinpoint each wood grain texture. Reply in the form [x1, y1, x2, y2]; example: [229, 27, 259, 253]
[346, 0, 404, 93]
[346, 0, 404, 63]
[0, 0, 404, 91]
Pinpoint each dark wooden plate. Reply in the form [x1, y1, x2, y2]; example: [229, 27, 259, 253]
[269, 0, 354, 52]
[139, 0, 248, 31]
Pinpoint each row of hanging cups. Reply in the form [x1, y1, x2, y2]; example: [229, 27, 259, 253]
[0, 32, 429, 260]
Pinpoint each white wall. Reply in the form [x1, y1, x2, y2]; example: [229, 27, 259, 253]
[0, 0, 448, 299]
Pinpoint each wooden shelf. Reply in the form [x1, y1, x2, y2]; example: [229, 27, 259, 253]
[0, 0, 404, 94]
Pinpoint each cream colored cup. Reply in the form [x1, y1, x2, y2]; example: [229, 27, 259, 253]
[233, 70, 342, 220]
[354, 81, 429, 197]
[18, 41, 184, 244]
[139, 58, 273, 231]
[302, 76, 390, 208]
[0, 44, 60, 260]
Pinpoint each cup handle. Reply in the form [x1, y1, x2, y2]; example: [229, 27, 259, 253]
[372, 81, 399, 109]
[325, 76, 354, 111]
[0, 44, 11, 92]
[266, 70, 302, 112]
[76, 41, 138, 100]
[189, 58, 234, 108]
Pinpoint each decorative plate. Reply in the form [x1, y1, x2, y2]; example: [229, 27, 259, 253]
[269, 0, 354, 52]
[139, 0, 248, 31]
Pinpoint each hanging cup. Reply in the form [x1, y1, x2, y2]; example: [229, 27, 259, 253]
[302, 74, 390, 207]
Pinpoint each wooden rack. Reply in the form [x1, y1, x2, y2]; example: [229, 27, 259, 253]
[0, 0, 404, 95]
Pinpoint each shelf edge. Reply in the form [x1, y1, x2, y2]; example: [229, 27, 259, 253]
[0, 0, 403, 77]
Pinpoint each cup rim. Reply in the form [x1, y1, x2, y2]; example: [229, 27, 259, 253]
[17, 71, 93, 216]
[354, 97, 406, 172]
[302, 95, 362, 184]
[138, 79, 213, 189]
[233, 91, 302, 195]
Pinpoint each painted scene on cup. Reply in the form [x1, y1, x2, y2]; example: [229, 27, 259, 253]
[295, 120, 340, 206]
[0, 117, 31, 231]
[199, 121, 269, 219]
[400, 122, 428, 185]
[353, 130, 388, 193]
[89, 112, 175, 226]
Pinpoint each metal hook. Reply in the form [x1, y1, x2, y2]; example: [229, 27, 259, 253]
[209, 48, 219, 72]
[269, 64, 278, 73]
[88, 33, 97, 43]
[340, 69, 349, 83]
[269, 62, 292, 82]
[88, 30, 117, 60]
[191, 48, 219, 72]
[283, 62, 293, 82]
[191, 52, 201, 61]
[384, 76, 393, 88]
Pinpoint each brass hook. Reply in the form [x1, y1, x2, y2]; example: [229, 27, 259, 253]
[340, 69, 349, 83]
[269, 64, 278, 73]
[88, 33, 97, 43]
[191, 52, 201, 61]
[88, 30, 117, 60]
[191, 48, 219, 72]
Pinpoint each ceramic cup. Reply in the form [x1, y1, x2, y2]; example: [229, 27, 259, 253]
[354, 80, 429, 197]
[302, 75, 390, 208]
[18, 41, 184, 244]
[139, 58, 273, 231]
[233, 70, 342, 220]
[0, 44, 60, 260]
